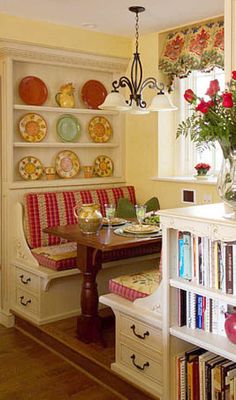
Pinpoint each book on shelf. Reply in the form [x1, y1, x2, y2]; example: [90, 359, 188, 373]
[226, 244, 234, 295]
[178, 289, 187, 327]
[205, 355, 225, 400]
[221, 361, 236, 400]
[178, 231, 192, 280]
[199, 351, 217, 400]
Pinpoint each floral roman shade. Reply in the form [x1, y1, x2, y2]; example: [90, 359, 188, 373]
[159, 19, 224, 83]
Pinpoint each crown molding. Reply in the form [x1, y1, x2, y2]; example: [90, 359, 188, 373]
[0, 39, 129, 73]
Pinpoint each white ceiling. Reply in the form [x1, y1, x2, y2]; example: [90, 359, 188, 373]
[0, 0, 224, 37]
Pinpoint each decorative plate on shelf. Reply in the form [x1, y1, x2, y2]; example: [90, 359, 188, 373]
[55, 150, 80, 179]
[18, 156, 43, 180]
[18, 113, 47, 142]
[93, 155, 113, 177]
[88, 116, 112, 143]
[18, 76, 48, 106]
[81, 80, 107, 109]
[56, 114, 81, 142]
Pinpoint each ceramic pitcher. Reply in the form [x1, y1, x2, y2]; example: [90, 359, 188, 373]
[55, 82, 75, 108]
[73, 203, 102, 234]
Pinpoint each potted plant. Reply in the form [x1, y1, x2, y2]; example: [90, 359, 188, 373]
[194, 163, 211, 178]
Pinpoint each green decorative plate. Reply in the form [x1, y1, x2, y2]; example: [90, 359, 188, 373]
[56, 114, 81, 142]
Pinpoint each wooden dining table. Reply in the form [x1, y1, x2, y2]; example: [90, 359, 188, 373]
[44, 224, 162, 344]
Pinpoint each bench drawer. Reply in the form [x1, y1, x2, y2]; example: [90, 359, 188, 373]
[120, 314, 162, 353]
[15, 288, 39, 314]
[120, 342, 163, 384]
[15, 267, 39, 292]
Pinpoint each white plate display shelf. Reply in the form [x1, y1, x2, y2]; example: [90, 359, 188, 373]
[7, 43, 128, 189]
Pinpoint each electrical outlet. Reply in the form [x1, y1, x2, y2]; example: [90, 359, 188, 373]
[203, 193, 212, 203]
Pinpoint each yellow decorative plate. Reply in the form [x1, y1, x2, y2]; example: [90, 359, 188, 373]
[55, 150, 80, 179]
[123, 224, 160, 234]
[93, 155, 113, 177]
[88, 116, 112, 143]
[19, 113, 47, 142]
[18, 156, 43, 180]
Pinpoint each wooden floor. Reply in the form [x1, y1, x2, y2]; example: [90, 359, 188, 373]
[0, 324, 120, 400]
[13, 313, 155, 400]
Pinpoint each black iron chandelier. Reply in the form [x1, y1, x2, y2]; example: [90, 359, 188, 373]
[99, 6, 176, 114]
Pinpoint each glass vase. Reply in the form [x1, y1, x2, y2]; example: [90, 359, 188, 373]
[217, 146, 236, 219]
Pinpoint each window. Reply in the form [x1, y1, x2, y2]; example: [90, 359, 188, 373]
[175, 68, 225, 177]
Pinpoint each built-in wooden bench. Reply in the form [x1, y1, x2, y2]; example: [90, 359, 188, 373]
[100, 264, 163, 399]
[12, 186, 161, 325]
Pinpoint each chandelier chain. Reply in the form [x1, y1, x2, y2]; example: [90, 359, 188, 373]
[135, 11, 139, 53]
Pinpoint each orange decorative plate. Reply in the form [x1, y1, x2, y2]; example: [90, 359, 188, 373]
[88, 116, 112, 143]
[19, 76, 48, 106]
[19, 113, 47, 142]
[93, 155, 113, 177]
[55, 150, 80, 179]
[18, 156, 43, 180]
[81, 80, 107, 109]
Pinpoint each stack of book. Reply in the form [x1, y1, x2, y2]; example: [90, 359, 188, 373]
[178, 289, 228, 335]
[178, 231, 236, 294]
[176, 346, 236, 399]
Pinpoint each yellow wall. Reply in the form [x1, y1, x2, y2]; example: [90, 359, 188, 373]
[125, 32, 221, 208]
[0, 13, 131, 58]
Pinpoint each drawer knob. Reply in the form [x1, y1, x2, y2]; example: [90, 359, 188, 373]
[20, 274, 31, 285]
[20, 296, 31, 306]
[130, 354, 149, 371]
[130, 324, 150, 340]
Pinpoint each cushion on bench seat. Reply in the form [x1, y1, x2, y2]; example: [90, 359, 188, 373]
[109, 268, 161, 301]
[32, 242, 77, 271]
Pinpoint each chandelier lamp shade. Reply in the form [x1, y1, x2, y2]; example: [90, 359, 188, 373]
[99, 6, 177, 114]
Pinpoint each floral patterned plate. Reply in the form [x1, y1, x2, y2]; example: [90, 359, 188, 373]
[88, 116, 112, 143]
[93, 155, 113, 177]
[55, 150, 80, 179]
[18, 156, 43, 180]
[19, 113, 47, 142]
[123, 224, 160, 234]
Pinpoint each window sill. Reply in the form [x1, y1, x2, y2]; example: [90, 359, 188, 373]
[151, 176, 217, 185]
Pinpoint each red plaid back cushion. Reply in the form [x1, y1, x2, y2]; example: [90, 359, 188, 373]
[23, 186, 136, 249]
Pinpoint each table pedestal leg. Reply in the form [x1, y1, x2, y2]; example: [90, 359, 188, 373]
[76, 245, 104, 344]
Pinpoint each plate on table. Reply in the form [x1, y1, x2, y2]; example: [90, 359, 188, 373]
[55, 150, 80, 178]
[93, 155, 113, 177]
[88, 116, 112, 143]
[123, 224, 160, 234]
[18, 156, 43, 180]
[102, 217, 127, 226]
[81, 80, 107, 109]
[19, 76, 48, 105]
[56, 114, 81, 142]
[19, 113, 47, 142]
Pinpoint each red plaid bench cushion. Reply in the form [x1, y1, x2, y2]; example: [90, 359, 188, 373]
[109, 268, 161, 302]
[23, 186, 136, 249]
[31, 242, 77, 271]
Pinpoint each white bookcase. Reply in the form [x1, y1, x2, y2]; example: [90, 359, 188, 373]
[159, 202, 236, 399]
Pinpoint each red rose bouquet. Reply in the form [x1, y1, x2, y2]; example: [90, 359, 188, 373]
[177, 71, 236, 153]
[194, 162, 211, 176]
